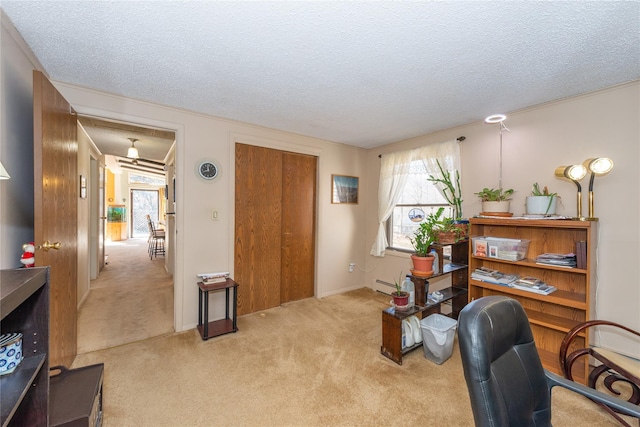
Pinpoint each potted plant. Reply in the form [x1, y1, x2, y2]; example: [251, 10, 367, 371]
[435, 216, 465, 244]
[409, 208, 442, 275]
[391, 272, 409, 307]
[428, 160, 469, 238]
[475, 187, 515, 214]
[526, 183, 558, 215]
[427, 159, 463, 220]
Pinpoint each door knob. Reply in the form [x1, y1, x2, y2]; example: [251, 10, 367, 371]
[38, 240, 62, 251]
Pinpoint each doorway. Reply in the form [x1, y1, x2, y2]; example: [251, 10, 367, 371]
[76, 115, 177, 352]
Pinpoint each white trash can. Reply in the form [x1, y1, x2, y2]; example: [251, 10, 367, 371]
[420, 313, 457, 364]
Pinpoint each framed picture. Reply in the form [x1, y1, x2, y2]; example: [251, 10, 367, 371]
[488, 245, 498, 258]
[79, 175, 87, 199]
[331, 174, 359, 204]
[473, 239, 488, 257]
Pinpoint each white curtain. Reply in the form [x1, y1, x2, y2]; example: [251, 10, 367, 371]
[370, 139, 460, 257]
[422, 140, 462, 216]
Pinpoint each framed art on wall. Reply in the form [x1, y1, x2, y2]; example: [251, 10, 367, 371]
[331, 174, 359, 204]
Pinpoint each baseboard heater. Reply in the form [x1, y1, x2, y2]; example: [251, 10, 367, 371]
[376, 279, 394, 288]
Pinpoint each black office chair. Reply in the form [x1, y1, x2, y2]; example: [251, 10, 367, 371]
[458, 296, 640, 427]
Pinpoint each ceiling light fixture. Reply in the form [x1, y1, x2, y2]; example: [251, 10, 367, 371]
[484, 114, 510, 192]
[0, 161, 10, 180]
[555, 164, 588, 219]
[127, 138, 139, 159]
[583, 157, 613, 220]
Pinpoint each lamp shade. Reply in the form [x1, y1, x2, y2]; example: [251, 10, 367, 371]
[0, 161, 10, 180]
[127, 138, 139, 159]
[555, 165, 587, 181]
[584, 157, 613, 175]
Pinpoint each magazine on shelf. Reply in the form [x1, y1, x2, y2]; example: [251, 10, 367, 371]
[535, 253, 576, 268]
[509, 282, 556, 295]
[471, 267, 519, 285]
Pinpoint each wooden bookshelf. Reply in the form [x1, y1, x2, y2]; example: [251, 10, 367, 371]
[468, 218, 596, 384]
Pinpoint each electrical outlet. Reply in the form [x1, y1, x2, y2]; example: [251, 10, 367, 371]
[348, 262, 355, 273]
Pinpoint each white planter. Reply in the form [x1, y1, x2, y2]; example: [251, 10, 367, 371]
[481, 200, 511, 213]
[526, 196, 557, 215]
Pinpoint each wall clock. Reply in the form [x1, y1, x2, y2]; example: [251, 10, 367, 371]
[197, 160, 219, 181]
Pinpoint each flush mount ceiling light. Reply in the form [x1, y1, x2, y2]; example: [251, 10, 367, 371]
[583, 157, 614, 220]
[555, 164, 588, 219]
[0, 161, 10, 180]
[127, 138, 139, 159]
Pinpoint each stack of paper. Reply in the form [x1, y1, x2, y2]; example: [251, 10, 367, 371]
[471, 267, 519, 285]
[535, 253, 576, 268]
[509, 276, 556, 295]
[197, 272, 230, 284]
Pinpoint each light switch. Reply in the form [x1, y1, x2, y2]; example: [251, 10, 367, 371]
[212, 210, 219, 220]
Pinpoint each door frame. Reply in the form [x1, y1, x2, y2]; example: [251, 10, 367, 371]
[67, 106, 184, 332]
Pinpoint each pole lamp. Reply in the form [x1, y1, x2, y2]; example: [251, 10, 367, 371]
[484, 114, 509, 192]
[554, 164, 587, 220]
[583, 157, 614, 220]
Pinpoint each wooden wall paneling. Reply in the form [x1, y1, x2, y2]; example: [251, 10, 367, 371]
[33, 71, 78, 367]
[281, 152, 316, 304]
[235, 144, 283, 315]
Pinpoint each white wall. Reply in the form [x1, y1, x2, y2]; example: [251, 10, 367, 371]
[77, 123, 91, 305]
[53, 82, 367, 332]
[0, 12, 45, 268]
[365, 81, 640, 355]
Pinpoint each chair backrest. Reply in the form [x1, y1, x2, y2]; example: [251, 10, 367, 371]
[146, 214, 154, 233]
[458, 296, 552, 427]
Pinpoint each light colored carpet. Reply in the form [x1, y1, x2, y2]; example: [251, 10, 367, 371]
[77, 238, 174, 354]
[72, 288, 624, 427]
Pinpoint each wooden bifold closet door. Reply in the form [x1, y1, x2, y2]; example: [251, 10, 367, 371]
[235, 143, 316, 315]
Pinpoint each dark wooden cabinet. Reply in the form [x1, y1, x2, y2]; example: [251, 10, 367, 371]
[380, 241, 468, 364]
[1, 267, 50, 427]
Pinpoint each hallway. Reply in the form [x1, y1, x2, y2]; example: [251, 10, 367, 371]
[77, 238, 174, 354]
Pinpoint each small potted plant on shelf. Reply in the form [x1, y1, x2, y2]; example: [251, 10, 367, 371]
[526, 183, 559, 215]
[392, 272, 409, 308]
[475, 187, 515, 216]
[435, 216, 465, 244]
[409, 208, 442, 276]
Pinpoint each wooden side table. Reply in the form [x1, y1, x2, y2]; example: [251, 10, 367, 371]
[197, 278, 239, 340]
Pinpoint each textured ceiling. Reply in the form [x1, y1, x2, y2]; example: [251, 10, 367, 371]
[2, 1, 639, 149]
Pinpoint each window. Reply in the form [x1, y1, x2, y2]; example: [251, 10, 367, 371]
[387, 159, 453, 251]
[370, 138, 460, 257]
[128, 172, 165, 186]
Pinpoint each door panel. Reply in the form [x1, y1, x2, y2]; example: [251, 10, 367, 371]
[33, 70, 78, 367]
[235, 143, 283, 315]
[281, 152, 316, 303]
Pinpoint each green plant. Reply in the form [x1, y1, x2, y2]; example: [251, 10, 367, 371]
[435, 215, 465, 243]
[394, 271, 405, 295]
[474, 187, 514, 202]
[410, 207, 444, 256]
[530, 182, 559, 214]
[427, 159, 463, 219]
[530, 182, 557, 197]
